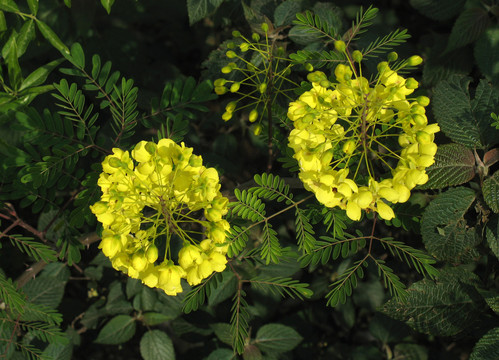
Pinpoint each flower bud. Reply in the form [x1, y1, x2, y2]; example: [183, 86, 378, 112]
[225, 101, 237, 112]
[342, 139, 356, 154]
[214, 86, 227, 95]
[259, 83, 267, 94]
[232, 30, 241, 37]
[240, 43, 250, 52]
[352, 50, 363, 63]
[222, 111, 233, 121]
[334, 40, 346, 52]
[416, 131, 431, 144]
[408, 55, 423, 66]
[377, 61, 389, 72]
[214, 78, 226, 86]
[417, 96, 430, 106]
[226, 50, 237, 59]
[249, 109, 258, 122]
[252, 32, 261, 41]
[405, 78, 419, 89]
[253, 124, 262, 135]
[227, 42, 235, 49]
[146, 244, 159, 263]
[108, 157, 122, 168]
[387, 52, 398, 62]
[230, 82, 240, 93]
[261, 23, 269, 33]
[304, 63, 314, 72]
[132, 251, 147, 272]
[412, 114, 427, 126]
[221, 66, 232, 74]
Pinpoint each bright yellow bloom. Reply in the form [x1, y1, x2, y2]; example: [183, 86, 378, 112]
[90, 139, 231, 295]
[288, 58, 439, 221]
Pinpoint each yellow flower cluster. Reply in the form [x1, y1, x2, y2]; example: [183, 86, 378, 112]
[288, 57, 439, 221]
[90, 139, 230, 295]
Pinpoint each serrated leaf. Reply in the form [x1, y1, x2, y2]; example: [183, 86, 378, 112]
[274, 0, 302, 26]
[207, 271, 237, 307]
[186, 0, 224, 25]
[483, 171, 499, 213]
[469, 327, 499, 360]
[211, 323, 232, 346]
[409, 0, 465, 21]
[484, 148, 499, 167]
[446, 7, 490, 53]
[255, 324, 302, 354]
[420, 143, 475, 189]
[205, 348, 234, 360]
[381, 267, 484, 337]
[393, 344, 428, 360]
[475, 26, 499, 85]
[95, 315, 136, 345]
[140, 330, 175, 360]
[485, 215, 499, 259]
[421, 187, 479, 263]
[433, 76, 499, 148]
[142, 312, 173, 326]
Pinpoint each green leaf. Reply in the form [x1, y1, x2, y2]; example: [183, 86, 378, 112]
[0, 0, 19, 12]
[421, 187, 479, 263]
[409, 0, 465, 21]
[0, 11, 7, 32]
[393, 344, 428, 360]
[95, 315, 136, 345]
[27, 0, 39, 15]
[432, 76, 499, 148]
[207, 271, 237, 307]
[6, 40, 21, 91]
[381, 267, 484, 336]
[68, 42, 85, 69]
[255, 324, 302, 354]
[23, 263, 69, 309]
[100, 0, 115, 14]
[20, 58, 64, 91]
[205, 349, 234, 360]
[17, 19, 35, 58]
[485, 215, 499, 259]
[470, 327, 499, 360]
[475, 26, 499, 85]
[35, 19, 70, 56]
[142, 312, 173, 326]
[483, 172, 499, 213]
[446, 7, 490, 53]
[419, 143, 475, 189]
[140, 330, 175, 360]
[211, 323, 232, 346]
[42, 341, 73, 360]
[186, 0, 224, 25]
[274, 0, 302, 27]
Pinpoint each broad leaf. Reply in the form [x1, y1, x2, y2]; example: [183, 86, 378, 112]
[446, 7, 490, 52]
[255, 323, 302, 353]
[0, 0, 19, 12]
[432, 76, 499, 148]
[95, 315, 136, 345]
[381, 267, 484, 336]
[274, 0, 302, 26]
[20, 58, 65, 91]
[409, 0, 465, 21]
[186, 0, 224, 25]
[419, 143, 475, 189]
[475, 26, 499, 86]
[421, 187, 479, 263]
[35, 19, 70, 56]
[140, 330, 175, 360]
[470, 327, 499, 360]
[485, 214, 499, 259]
[210, 323, 232, 346]
[483, 171, 499, 213]
[100, 0, 115, 14]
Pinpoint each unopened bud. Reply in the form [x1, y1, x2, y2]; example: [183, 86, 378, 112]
[252, 32, 261, 42]
[221, 66, 232, 74]
[417, 96, 430, 107]
[108, 157, 121, 168]
[405, 78, 419, 89]
[259, 83, 267, 94]
[240, 43, 250, 52]
[214, 86, 227, 95]
[342, 139, 356, 154]
[352, 50, 363, 63]
[225, 101, 237, 112]
[334, 40, 346, 52]
[214, 78, 226, 87]
[387, 52, 398, 62]
[249, 109, 258, 122]
[253, 124, 262, 135]
[226, 50, 237, 58]
[232, 30, 241, 37]
[304, 63, 314, 72]
[261, 23, 269, 33]
[407, 55, 423, 66]
[230, 82, 240, 93]
[222, 111, 232, 121]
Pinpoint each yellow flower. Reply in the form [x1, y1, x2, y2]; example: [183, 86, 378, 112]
[90, 139, 231, 295]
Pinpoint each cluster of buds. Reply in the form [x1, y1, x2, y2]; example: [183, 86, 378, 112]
[287, 45, 439, 221]
[90, 139, 230, 295]
[214, 23, 296, 135]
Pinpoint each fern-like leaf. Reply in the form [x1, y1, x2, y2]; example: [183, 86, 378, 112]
[378, 238, 439, 279]
[295, 208, 316, 253]
[0, 272, 26, 314]
[226, 225, 250, 258]
[18, 321, 67, 344]
[293, 10, 339, 42]
[371, 258, 408, 301]
[7, 234, 57, 263]
[109, 77, 139, 142]
[362, 28, 410, 59]
[230, 288, 250, 355]
[347, 5, 378, 43]
[231, 189, 266, 222]
[299, 235, 366, 268]
[182, 272, 222, 313]
[249, 277, 313, 300]
[250, 173, 293, 204]
[259, 222, 281, 264]
[326, 259, 367, 307]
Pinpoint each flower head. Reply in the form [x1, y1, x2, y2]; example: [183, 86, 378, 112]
[91, 140, 230, 295]
[287, 55, 439, 221]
